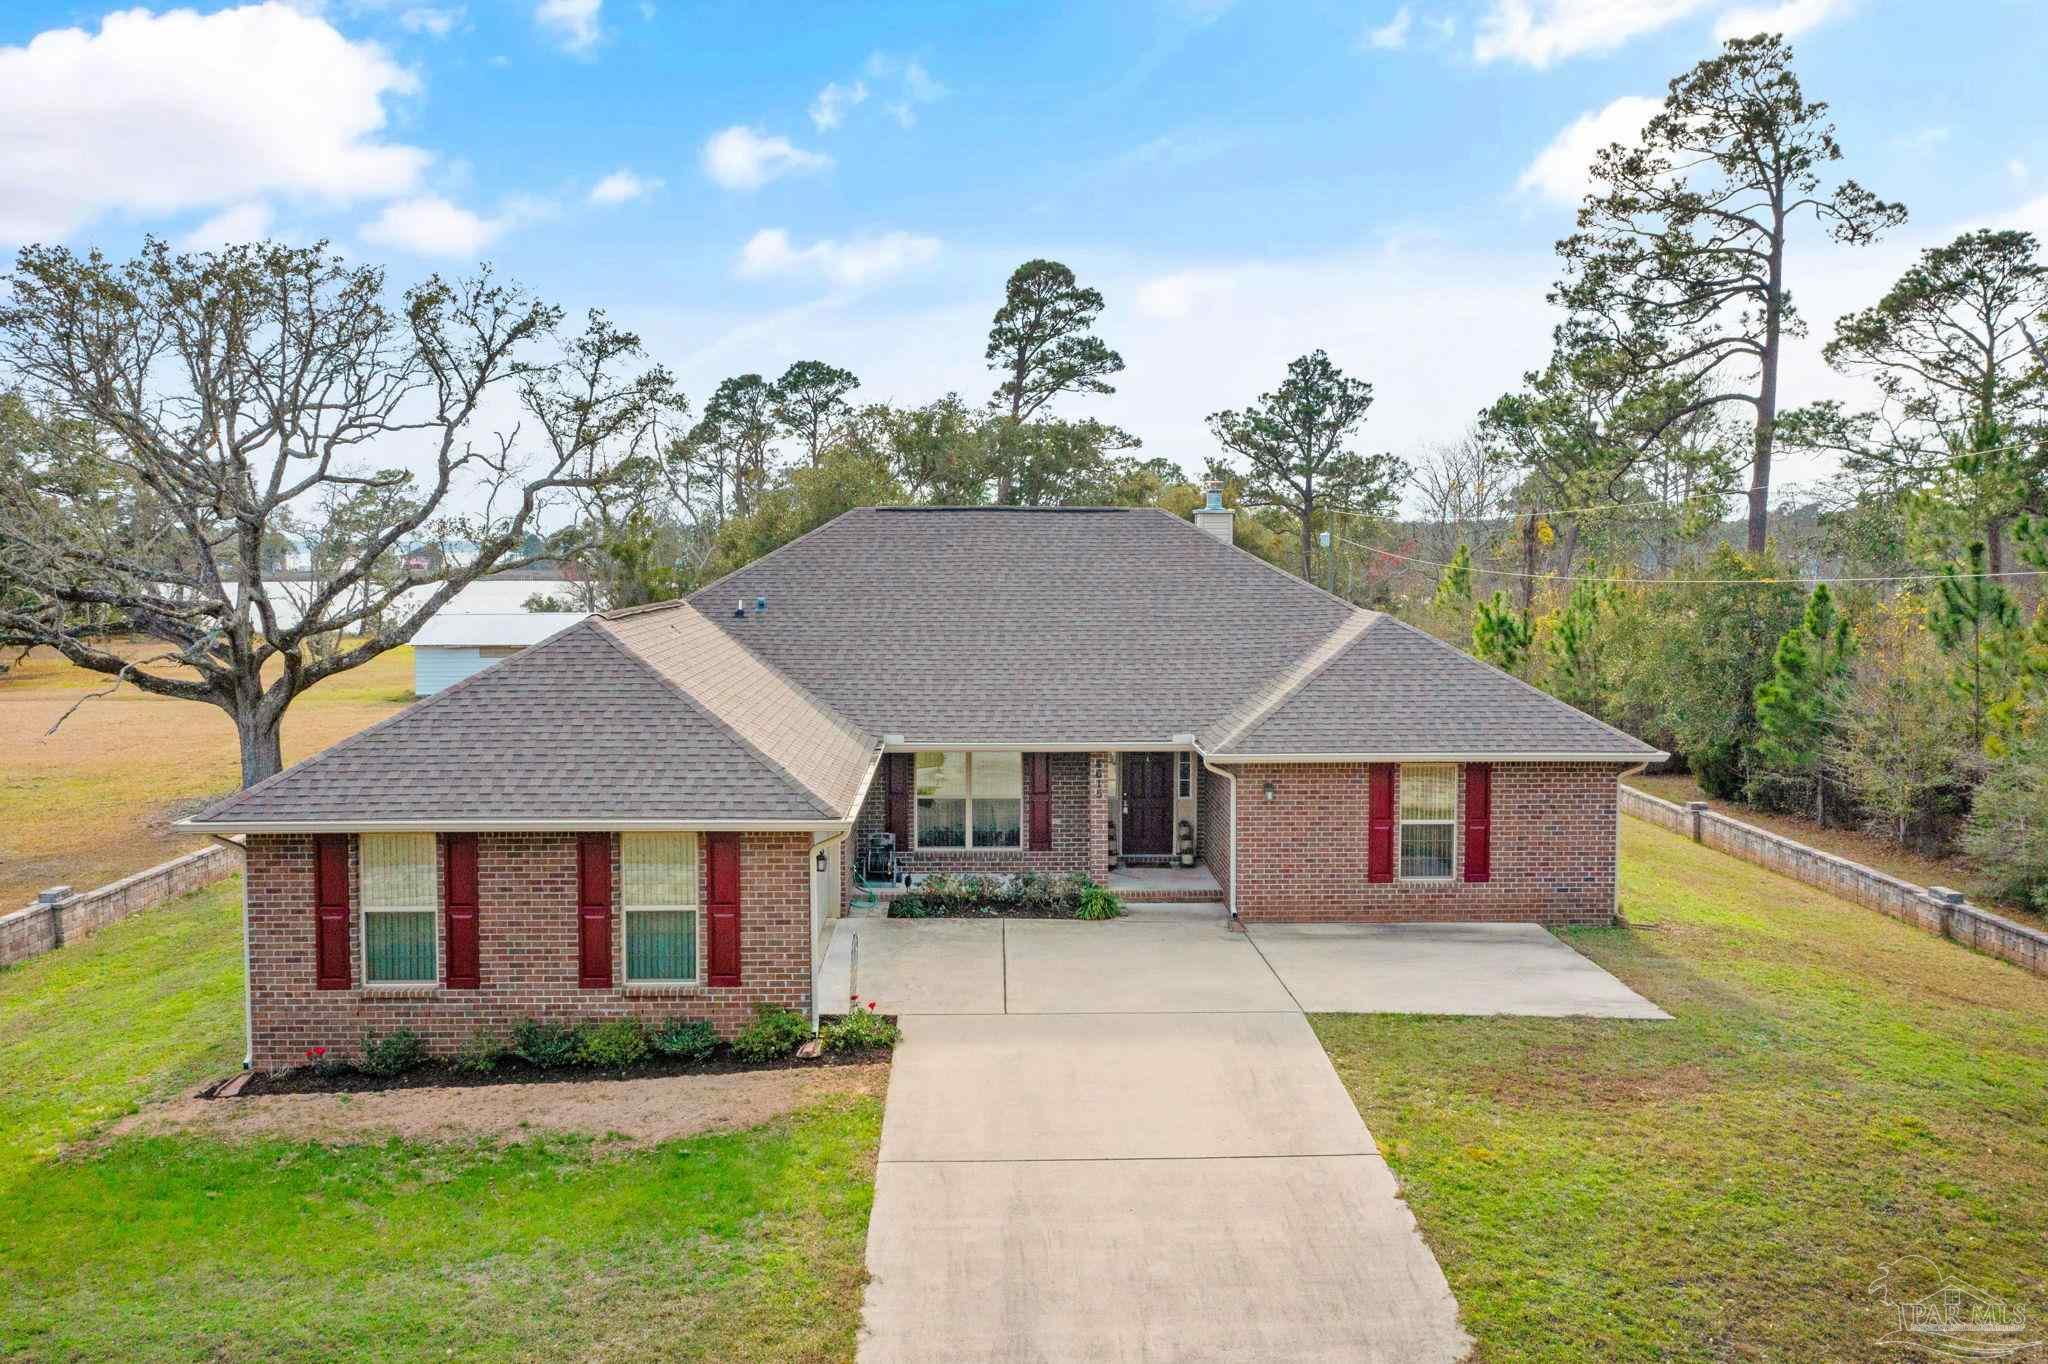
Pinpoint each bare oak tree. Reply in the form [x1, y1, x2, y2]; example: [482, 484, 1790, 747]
[0, 239, 673, 786]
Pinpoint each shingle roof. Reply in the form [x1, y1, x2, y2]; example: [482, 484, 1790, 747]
[186, 505, 1658, 829]
[186, 620, 868, 828]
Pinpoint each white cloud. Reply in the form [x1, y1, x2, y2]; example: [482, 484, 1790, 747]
[1894, 125, 1950, 153]
[361, 194, 548, 256]
[1475, 0, 1712, 67]
[1516, 94, 1663, 205]
[1712, 0, 1849, 40]
[735, 228, 941, 288]
[862, 52, 947, 128]
[2011, 159, 2031, 185]
[701, 126, 832, 191]
[0, 4, 428, 245]
[1134, 269, 1239, 320]
[398, 6, 464, 37]
[809, 79, 868, 132]
[588, 168, 661, 205]
[178, 201, 275, 249]
[1365, 7, 1414, 50]
[534, 0, 601, 54]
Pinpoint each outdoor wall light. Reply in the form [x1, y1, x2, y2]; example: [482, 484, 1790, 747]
[816, 850, 828, 872]
[1263, 781, 1276, 801]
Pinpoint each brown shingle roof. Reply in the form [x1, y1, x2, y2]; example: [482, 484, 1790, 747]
[186, 506, 1658, 829]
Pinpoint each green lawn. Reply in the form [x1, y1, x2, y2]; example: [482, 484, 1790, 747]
[1318, 817, 2048, 1364]
[0, 879, 880, 1363]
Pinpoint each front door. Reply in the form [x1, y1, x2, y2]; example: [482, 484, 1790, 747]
[1120, 753, 1174, 856]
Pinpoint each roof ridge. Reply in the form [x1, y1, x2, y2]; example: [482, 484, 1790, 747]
[1202, 607, 1381, 751]
[586, 615, 842, 818]
[189, 619, 610, 824]
[682, 506, 880, 613]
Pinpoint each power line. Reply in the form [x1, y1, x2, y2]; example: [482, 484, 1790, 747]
[1333, 535, 2048, 588]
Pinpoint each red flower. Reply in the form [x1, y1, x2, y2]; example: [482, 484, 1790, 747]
[867, 1001, 877, 1011]
[307, 1046, 327, 1059]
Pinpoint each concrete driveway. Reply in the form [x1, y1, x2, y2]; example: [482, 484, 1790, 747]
[843, 915, 1664, 1363]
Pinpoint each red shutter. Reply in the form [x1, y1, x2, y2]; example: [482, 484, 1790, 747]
[443, 833, 481, 988]
[576, 832, 612, 989]
[706, 832, 741, 987]
[313, 834, 351, 990]
[1367, 765, 1395, 883]
[886, 753, 910, 845]
[1027, 753, 1053, 851]
[1463, 763, 1492, 883]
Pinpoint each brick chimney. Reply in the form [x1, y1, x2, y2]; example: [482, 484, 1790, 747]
[1194, 483, 1234, 545]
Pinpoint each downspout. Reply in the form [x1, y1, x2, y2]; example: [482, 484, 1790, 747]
[207, 833, 253, 1070]
[1614, 763, 1650, 923]
[808, 828, 852, 1033]
[1197, 752, 1239, 928]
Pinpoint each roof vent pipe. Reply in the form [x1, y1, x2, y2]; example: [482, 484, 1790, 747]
[733, 597, 745, 619]
[756, 596, 767, 616]
[1195, 483, 1235, 546]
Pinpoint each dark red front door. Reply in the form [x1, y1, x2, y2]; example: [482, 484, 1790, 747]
[1121, 753, 1175, 856]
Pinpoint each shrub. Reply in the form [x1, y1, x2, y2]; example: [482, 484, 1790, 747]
[730, 1004, 811, 1061]
[453, 1029, 504, 1075]
[511, 1018, 581, 1069]
[577, 1019, 650, 1070]
[358, 1028, 427, 1077]
[1075, 883, 1124, 920]
[821, 1007, 901, 1053]
[649, 1018, 719, 1062]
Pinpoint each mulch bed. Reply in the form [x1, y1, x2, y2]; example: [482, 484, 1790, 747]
[211, 1046, 894, 1098]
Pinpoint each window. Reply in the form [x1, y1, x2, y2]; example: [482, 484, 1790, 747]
[1178, 751, 1192, 799]
[915, 751, 1023, 849]
[1398, 764, 1457, 880]
[623, 832, 699, 983]
[362, 833, 437, 983]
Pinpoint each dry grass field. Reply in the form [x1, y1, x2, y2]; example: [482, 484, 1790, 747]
[0, 641, 414, 912]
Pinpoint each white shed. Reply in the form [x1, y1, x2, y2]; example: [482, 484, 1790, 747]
[410, 613, 587, 696]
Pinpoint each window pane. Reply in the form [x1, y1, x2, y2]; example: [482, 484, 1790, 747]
[971, 751, 1022, 799]
[361, 833, 435, 908]
[627, 910, 696, 981]
[1400, 823, 1455, 879]
[1399, 764, 1457, 821]
[974, 797, 1022, 848]
[365, 910, 436, 982]
[916, 751, 967, 799]
[622, 832, 697, 907]
[918, 796, 966, 847]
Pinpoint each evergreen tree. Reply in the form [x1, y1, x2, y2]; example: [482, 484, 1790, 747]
[1433, 543, 1473, 613]
[1752, 583, 1856, 823]
[1547, 566, 1611, 715]
[1473, 591, 1535, 676]
[1928, 540, 2023, 754]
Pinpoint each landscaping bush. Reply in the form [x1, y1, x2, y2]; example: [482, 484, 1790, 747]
[1075, 883, 1124, 920]
[730, 1004, 811, 1061]
[511, 1019, 581, 1069]
[453, 1029, 504, 1075]
[358, 1028, 427, 1077]
[576, 1019, 650, 1070]
[649, 1018, 719, 1062]
[821, 1007, 901, 1053]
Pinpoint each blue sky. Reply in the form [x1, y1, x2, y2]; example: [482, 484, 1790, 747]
[3, 0, 2047, 500]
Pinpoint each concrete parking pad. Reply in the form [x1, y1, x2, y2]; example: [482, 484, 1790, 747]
[860, 1154, 1470, 1364]
[844, 918, 1005, 1015]
[880, 1010, 1368, 1162]
[1004, 918, 1298, 1013]
[1248, 922, 1670, 1018]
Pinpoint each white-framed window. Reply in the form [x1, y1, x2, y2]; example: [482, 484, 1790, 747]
[1398, 764, 1457, 881]
[361, 832, 438, 983]
[1178, 751, 1192, 799]
[915, 751, 1023, 849]
[622, 831, 700, 984]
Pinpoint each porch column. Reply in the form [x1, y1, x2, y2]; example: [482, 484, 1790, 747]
[1087, 752, 1114, 877]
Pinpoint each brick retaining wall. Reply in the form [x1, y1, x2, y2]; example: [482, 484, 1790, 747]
[1620, 785, 2048, 977]
[0, 840, 244, 968]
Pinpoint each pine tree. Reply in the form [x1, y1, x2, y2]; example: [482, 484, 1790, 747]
[1928, 540, 2023, 755]
[1433, 543, 1473, 614]
[1753, 583, 1856, 823]
[1546, 563, 1610, 714]
[1473, 591, 1535, 676]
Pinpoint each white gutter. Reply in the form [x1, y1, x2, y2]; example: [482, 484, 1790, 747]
[1614, 761, 1652, 921]
[174, 816, 854, 834]
[1197, 751, 1239, 924]
[204, 833, 255, 1071]
[1201, 750, 1669, 764]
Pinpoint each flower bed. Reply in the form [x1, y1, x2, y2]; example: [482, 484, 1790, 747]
[228, 1005, 900, 1096]
[886, 871, 1124, 920]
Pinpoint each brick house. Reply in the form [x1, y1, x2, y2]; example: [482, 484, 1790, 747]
[185, 499, 1663, 1068]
